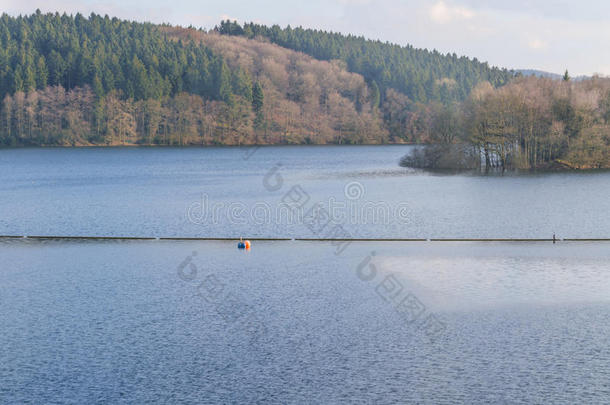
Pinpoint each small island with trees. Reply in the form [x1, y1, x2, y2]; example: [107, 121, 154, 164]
[0, 12, 608, 169]
[400, 74, 610, 171]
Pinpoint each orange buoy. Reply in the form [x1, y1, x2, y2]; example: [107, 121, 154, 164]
[244, 240, 251, 249]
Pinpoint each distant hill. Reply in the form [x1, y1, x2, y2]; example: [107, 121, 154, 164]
[516, 69, 563, 79]
[216, 20, 515, 104]
[516, 69, 589, 81]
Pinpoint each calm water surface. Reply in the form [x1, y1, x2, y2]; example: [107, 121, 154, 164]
[1, 146, 609, 403]
[0, 146, 609, 238]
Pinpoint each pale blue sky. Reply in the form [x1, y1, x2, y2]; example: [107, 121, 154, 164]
[4, 0, 610, 75]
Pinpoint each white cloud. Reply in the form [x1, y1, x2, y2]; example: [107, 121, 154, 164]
[528, 39, 548, 50]
[429, 1, 475, 24]
[335, 0, 373, 4]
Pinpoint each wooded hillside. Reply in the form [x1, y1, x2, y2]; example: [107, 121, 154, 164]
[0, 12, 384, 146]
[161, 26, 386, 145]
[216, 20, 514, 104]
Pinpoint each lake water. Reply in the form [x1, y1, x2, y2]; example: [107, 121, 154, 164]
[1, 146, 609, 238]
[1, 146, 609, 403]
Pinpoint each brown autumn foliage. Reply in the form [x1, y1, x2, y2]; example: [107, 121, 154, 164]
[402, 76, 610, 170]
[161, 27, 387, 145]
[0, 27, 390, 147]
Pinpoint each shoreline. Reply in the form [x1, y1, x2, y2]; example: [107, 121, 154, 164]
[0, 141, 415, 149]
[1, 143, 607, 171]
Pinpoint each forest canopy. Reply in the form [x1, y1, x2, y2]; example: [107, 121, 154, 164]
[0, 11, 222, 101]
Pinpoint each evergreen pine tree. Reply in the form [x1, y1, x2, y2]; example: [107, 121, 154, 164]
[369, 80, 380, 109]
[252, 81, 264, 113]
